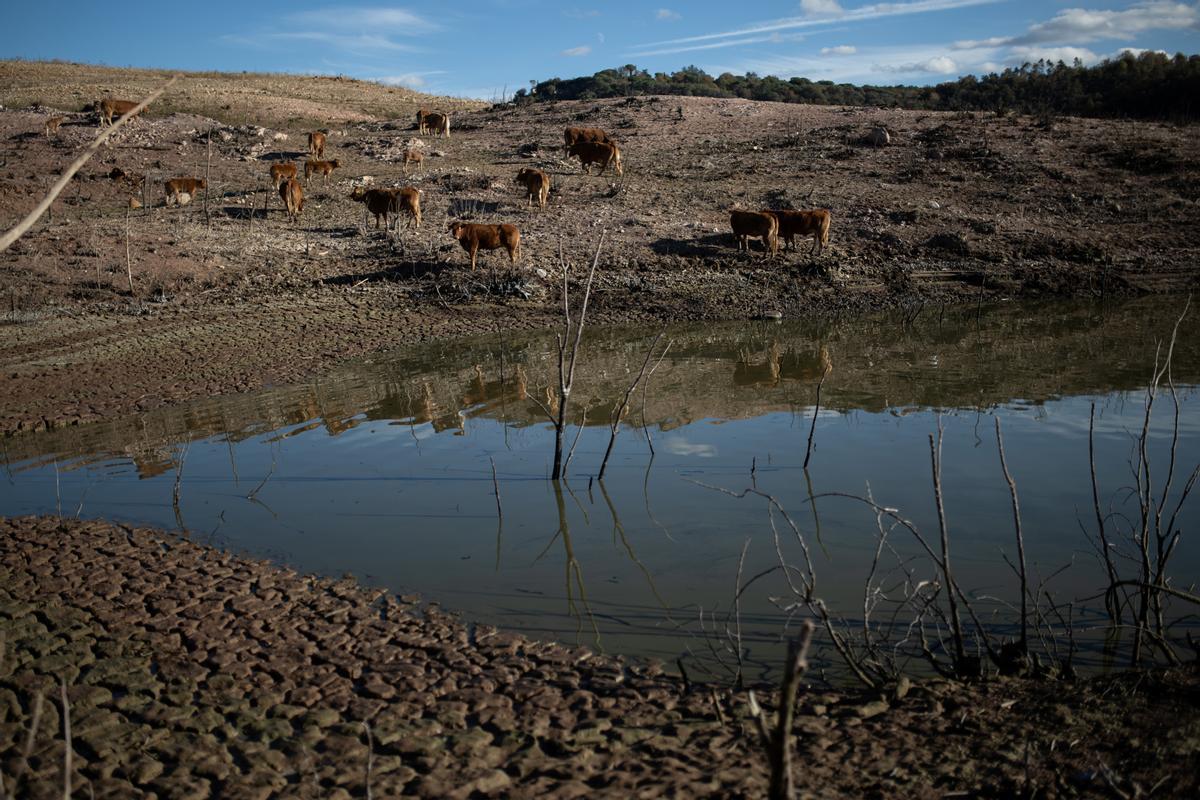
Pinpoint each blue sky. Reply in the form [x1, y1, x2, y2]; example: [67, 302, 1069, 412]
[3, 1, 1198, 99]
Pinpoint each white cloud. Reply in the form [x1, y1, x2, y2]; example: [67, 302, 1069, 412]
[287, 7, 439, 34]
[875, 55, 959, 74]
[224, 6, 437, 56]
[656, 8, 682, 21]
[801, 0, 845, 16]
[562, 45, 592, 56]
[224, 31, 419, 53]
[820, 44, 857, 55]
[376, 72, 445, 89]
[597, 32, 606, 43]
[956, 2, 1199, 49]
[629, 0, 1000, 57]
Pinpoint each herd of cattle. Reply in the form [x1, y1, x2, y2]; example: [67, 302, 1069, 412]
[52, 99, 832, 270]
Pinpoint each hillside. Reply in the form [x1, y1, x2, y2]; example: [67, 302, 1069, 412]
[0, 60, 485, 128]
[0, 60, 1198, 434]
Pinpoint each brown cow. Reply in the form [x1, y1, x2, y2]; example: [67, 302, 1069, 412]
[730, 210, 779, 257]
[269, 162, 298, 187]
[423, 112, 450, 138]
[401, 149, 423, 174]
[164, 177, 207, 207]
[44, 116, 65, 137]
[514, 168, 550, 208]
[280, 178, 304, 222]
[448, 222, 521, 271]
[563, 127, 614, 156]
[349, 186, 421, 230]
[98, 99, 139, 126]
[416, 108, 430, 133]
[568, 141, 623, 176]
[308, 131, 327, 158]
[304, 158, 341, 183]
[761, 209, 831, 255]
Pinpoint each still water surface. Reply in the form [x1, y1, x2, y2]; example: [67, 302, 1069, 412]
[3, 298, 1198, 678]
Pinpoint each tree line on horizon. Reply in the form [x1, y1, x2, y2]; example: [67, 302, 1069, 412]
[514, 51, 1199, 121]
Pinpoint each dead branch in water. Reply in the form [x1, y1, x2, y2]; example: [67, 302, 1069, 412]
[803, 371, 826, 470]
[549, 233, 604, 480]
[641, 337, 673, 456]
[995, 417, 1029, 659]
[599, 332, 670, 480]
[0, 76, 178, 253]
[172, 442, 190, 532]
[930, 420, 969, 673]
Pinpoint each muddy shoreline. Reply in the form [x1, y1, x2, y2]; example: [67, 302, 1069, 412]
[2, 515, 1198, 798]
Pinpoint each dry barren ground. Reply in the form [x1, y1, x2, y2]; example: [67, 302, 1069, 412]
[1, 61, 1198, 433]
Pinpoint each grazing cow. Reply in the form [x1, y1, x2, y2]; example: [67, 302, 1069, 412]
[568, 141, 623, 176]
[448, 222, 521, 271]
[280, 178, 304, 222]
[308, 131, 327, 158]
[269, 162, 298, 187]
[349, 186, 421, 230]
[416, 108, 430, 133]
[423, 112, 450, 138]
[761, 209, 831, 256]
[563, 127, 614, 156]
[514, 167, 550, 208]
[98, 99, 139, 126]
[730, 210, 779, 257]
[164, 177, 207, 207]
[401, 149, 423, 174]
[44, 116, 65, 137]
[304, 158, 341, 183]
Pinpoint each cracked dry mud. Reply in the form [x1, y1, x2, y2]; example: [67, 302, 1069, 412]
[2, 517, 1199, 799]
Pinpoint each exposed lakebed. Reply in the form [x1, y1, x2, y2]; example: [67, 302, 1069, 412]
[4, 297, 1198, 678]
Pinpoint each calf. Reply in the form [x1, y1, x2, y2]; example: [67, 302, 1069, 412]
[401, 149, 423, 174]
[448, 222, 521, 271]
[98, 99, 139, 126]
[280, 178, 304, 222]
[514, 167, 550, 208]
[761, 209, 831, 255]
[304, 158, 341, 183]
[568, 141, 623, 176]
[164, 177, 206, 207]
[730, 210, 779, 257]
[44, 116, 65, 137]
[563, 127, 613, 156]
[416, 108, 430, 133]
[269, 162, 298, 187]
[349, 186, 421, 230]
[308, 131, 327, 158]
